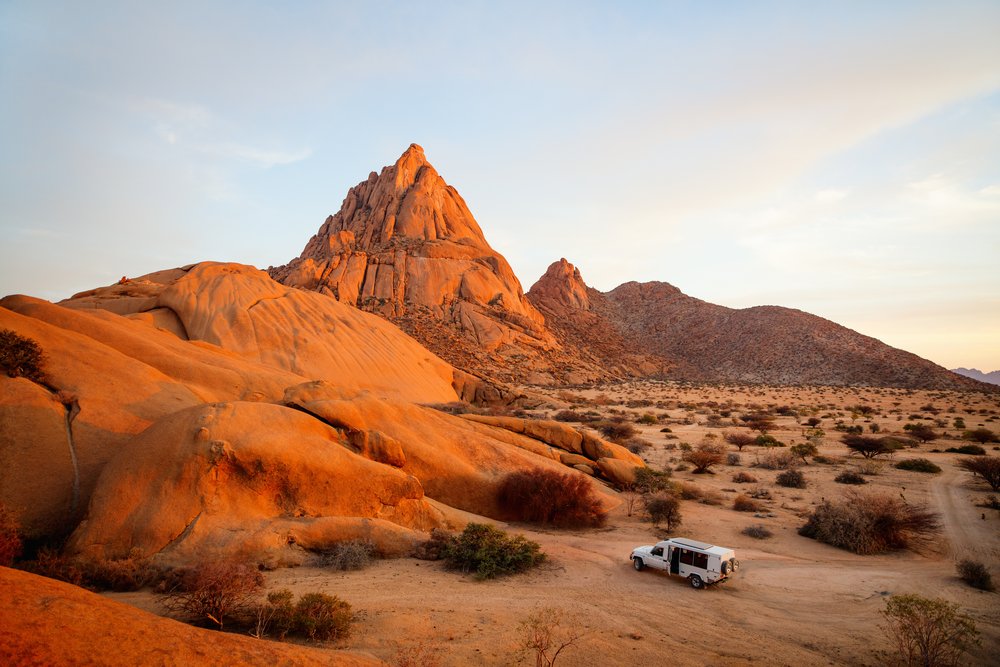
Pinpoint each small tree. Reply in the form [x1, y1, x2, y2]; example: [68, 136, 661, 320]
[904, 423, 938, 443]
[957, 456, 1000, 492]
[643, 493, 682, 531]
[790, 443, 817, 464]
[842, 435, 893, 459]
[681, 442, 726, 474]
[724, 431, 756, 452]
[744, 414, 776, 434]
[881, 594, 979, 667]
[516, 607, 587, 667]
[963, 428, 999, 444]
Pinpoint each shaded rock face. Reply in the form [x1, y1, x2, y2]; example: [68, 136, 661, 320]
[270, 145, 555, 379]
[528, 258, 989, 391]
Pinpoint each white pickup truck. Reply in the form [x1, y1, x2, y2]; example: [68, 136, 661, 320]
[630, 537, 739, 589]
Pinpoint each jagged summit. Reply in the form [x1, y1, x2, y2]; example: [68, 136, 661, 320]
[527, 258, 591, 313]
[270, 145, 555, 381]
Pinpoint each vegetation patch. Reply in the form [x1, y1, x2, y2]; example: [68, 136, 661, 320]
[741, 525, 773, 539]
[881, 594, 979, 667]
[441, 523, 545, 580]
[834, 471, 867, 485]
[0, 329, 46, 382]
[775, 469, 807, 488]
[798, 492, 939, 554]
[499, 469, 607, 528]
[956, 559, 994, 592]
[894, 458, 941, 474]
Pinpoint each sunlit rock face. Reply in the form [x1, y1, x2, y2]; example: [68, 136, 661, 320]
[269, 144, 558, 382]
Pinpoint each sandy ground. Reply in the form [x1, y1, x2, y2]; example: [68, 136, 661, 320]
[107, 382, 1000, 666]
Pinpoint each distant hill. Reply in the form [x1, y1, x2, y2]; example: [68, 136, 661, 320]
[952, 368, 1000, 386]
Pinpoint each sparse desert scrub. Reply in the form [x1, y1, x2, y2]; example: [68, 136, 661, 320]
[498, 469, 607, 528]
[775, 469, 807, 488]
[516, 606, 587, 667]
[391, 640, 446, 667]
[292, 592, 353, 642]
[0, 504, 22, 567]
[681, 441, 726, 473]
[0, 328, 46, 382]
[857, 460, 885, 476]
[834, 470, 867, 485]
[732, 471, 758, 484]
[799, 492, 939, 554]
[596, 420, 637, 443]
[80, 549, 163, 591]
[319, 539, 377, 571]
[956, 456, 1000, 491]
[733, 495, 762, 512]
[894, 458, 941, 474]
[956, 559, 994, 592]
[441, 523, 545, 580]
[553, 409, 586, 423]
[162, 560, 264, 629]
[752, 450, 794, 470]
[881, 594, 979, 667]
[741, 525, 773, 539]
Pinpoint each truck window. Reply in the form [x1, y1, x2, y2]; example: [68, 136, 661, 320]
[693, 552, 708, 569]
[680, 549, 693, 565]
[651, 547, 663, 556]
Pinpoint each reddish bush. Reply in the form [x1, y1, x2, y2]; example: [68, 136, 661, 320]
[681, 442, 726, 474]
[498, 469, 607, 528]
[724, 431, 756, 452]
[162, 560, 264, 629]
[799, 492, 939, 554]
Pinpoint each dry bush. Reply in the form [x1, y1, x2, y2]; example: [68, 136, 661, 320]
[733, 495, 762, 512]
[0, 329, 45, 382]
[726, 453, 741, 466]
[894, 458, 941, 474]
[0, 504, 22, 567]
[643, 493, 682, 530]
[957, 456, 1000, 491]
[724, 431, 757, 451]
[553, 410, 585, 423]
[775, 469, 807, 488]
[681, 442, 726, 474]
[956, 559, 994, 592]
[753, 450, 794, 470]
[162, 561, 264, 629]
[412, 529, 452, 561]
[881, 594, 979, 667]
[20, 548, 86, 586]
[732, 471, 757, 484]
[516, 607, 587, 667]
[392, 640, 445, 667]
[834, 470, 867, 485]
[596, 421, 637, 443]
[498, 469, 607, 528]
[251, 589, 294, 640]
[320, 539, 376, 571]
[842, 435, 895, 458]
[741, 525, 773, 539]
[799, 492, 939, 554]
[857, 460, 885, 476]
[624, 437, 653, 454]
[82, 549, 162, 591]
[963, 428, 999, 444]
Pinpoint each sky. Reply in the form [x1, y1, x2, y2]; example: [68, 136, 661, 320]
[1, 1, 998, 371]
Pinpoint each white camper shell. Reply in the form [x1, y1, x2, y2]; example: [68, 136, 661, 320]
[630, 538, 739, 589]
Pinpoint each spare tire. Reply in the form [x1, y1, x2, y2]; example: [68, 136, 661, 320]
[721, 561, 730, 576]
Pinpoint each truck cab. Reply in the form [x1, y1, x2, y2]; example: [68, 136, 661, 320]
[630, 538, 738, 589]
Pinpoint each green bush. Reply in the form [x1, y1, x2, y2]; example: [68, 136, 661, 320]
[956, 559, 994, 592]
[882, 594, 979, 666]
[947, 444, 986, 456]
[894, 458, 941, 474]
[0, 329, 45, 382]
[963, 428, 998, 444]
[293, 592, 353, 641]
[442, 523, 545, 580]
[643, 493, 682, 530]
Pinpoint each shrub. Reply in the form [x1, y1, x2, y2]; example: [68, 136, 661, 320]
[412, 529, 453, 561]
[742, 525, 773, 539]
[0, 329, 45, 382]
[881, 594, 979, 667]
[553, 410, 584, 423]
[798, 492, 939, 554]
[754, 434, 783, 447]
[957, 456, 1000, 491]
[596, 421, 637, 443]
[643, 493, 682, 530]
[516, 607, 586, 667]
[732, 471, 757, 484]
[320, 540, 376, 571]
[723, 431, 756, 451]
[733, 495, 762, 512]
[82, 550, 162, 591]
[956, 559, 994, 592]
[161, 561, 264, 629]
[947, 444, 986, 456]
[251, 589, 295, 640]
[963, 428, 998, 444]
[0, 504, 22, 567]
[790, 443, 817, 464]
[904, 424, 939, 443]
[775, 469, 806, 488]
[441, 523, 545, 580]
[834, 471, 867, 485]
[681, 442, 726, 474]
[20, 548, 85, 586]
[842, 435, 894, 458]
[624, 437, 652, 454]
[753, 450, 794, 470]
[637, 413, 658, 425]
[632, 466, 672, 494]
[726, 453, 741, 466]
[293, 592, 353, 642]
[857, 460, 884, 476]
[499, 469, 607, 528]
[894, 458, 941, 474]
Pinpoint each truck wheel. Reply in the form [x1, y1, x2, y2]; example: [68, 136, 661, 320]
[721, 561, 730, 576]
[731, 558, 740, 571]
[633, 558, 644, 571]
[689, 575, 704, 589]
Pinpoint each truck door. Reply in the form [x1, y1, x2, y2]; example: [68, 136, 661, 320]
[669, 547, 680, 574]
[649, 545, 667, 570]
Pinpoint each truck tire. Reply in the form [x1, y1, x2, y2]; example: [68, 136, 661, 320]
[633, 558, 644, 571]
[689, 574, 704, 589]
[730, 558, 740, 571]
[721, 561, 730, 576]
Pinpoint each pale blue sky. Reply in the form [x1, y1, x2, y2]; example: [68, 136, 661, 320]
[2, 1, 998, 370]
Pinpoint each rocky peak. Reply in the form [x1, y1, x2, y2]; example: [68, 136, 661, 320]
[527, 258, 591, 313]
[269, 145, 555, 379]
